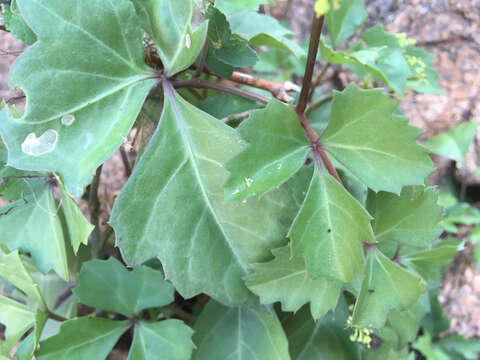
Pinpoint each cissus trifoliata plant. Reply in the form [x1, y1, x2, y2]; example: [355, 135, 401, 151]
[0, 0, 468, 358]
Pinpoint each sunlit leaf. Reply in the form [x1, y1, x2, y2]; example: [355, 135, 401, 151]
[214, 0, 268, 15]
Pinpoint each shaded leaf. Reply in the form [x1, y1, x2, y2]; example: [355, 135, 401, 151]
[214, 0, 268, 15]
[326, 0, 367, 47]
[0, 181, 69, 280]
[112, 83, 301, 305]
[0, 0, 155, 196]
[196, 94, 258, 120]
[437, 334, 480, 360]
[423, 121, 477, 163]
[58, 178, 93, 253]
[387, 301, 425, 348]
[244, 246, 341, 319]
[73, 258, 174, 317]
[413, 332, 450, 360]
[193, 301, 289, 360]
[367, 187, 443, 247]
[128, 320, 194, 360]
[289, 168, 374, 282]
[284, 296, 361, 360]
[205, 5, 231, 46]
[225, 101, 310, 201]
[132, 0, 207, 76]
[322, 85, 433, 194]
[1, 0, 36, 45]
[36, 317, 129, 360]
[352, 248, 425, 328]
[229, 12, 303, 56]
[212, 36, 258, 68]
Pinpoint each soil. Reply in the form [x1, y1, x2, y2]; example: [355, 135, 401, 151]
[0, 0, 479, 352]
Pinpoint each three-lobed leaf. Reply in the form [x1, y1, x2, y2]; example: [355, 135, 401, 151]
[289, 168, 374, 282]
[352, 248, 425, 328]
[244, 246, 341, 319]
[225, 101, 310, 201]
[112, 82, 302, 305]
[73, 257, 174, 317]
[322, 85, 434, 194]
[0, 0, 156, 196]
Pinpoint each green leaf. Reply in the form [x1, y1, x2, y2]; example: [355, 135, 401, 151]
[13, 310, 47, 360]
[326, 0, 367, 48]
[196, 94, 258, 120]
[388, 301, 425, 348]
[225, 101, 310, 201]
[352, 248, 425, 328]
[132, 0, 207, 76]
[289, 168, 374, 282]
[437, 334, 480, 360]
[422, 290, 450, 338]
[244, 246, 341, 319]
[284, 296, 361, 360]
[73, 258, 174, 317]
[229, 12, 303, 56]
[205, 45, 235, 77]
[1, 0, 36, 45]
[205, 5, 231, 46]
[422, 121, 478, 163]
[128, 320, 194, 360]
[0, 298, 46, 354]
[58, 179, 93, 254]
[193, 301, 290, 360]
[413, 332, 450, 360]
[404, 46, 443, 94]
[0, 181, 69, 280]
[322, 85, 433, 194]
[214, 0, 268, 14]
[36, 317, 129, 360]
[0, 248, 45, 307]
[212, 36, 258, 68]
[111, 83, 301, 305]
[367, 187, 443, 247]
[401, 243, 460, 281]
[0, 0, 155, 197]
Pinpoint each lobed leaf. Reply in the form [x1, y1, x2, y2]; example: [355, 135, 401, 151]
[244, 246, 341, 319]
[0, 0, 155, 196]
[128, 320, 195, 360]
[36, 317, 129, 360]
[1, 0, 36, 45]
[225, 101, 310, 201]
[289, 168, 374, 282]
[422, 120, 478, 163]
[326, 0, 367, 48]
[193, 301, 290, 360]
[367, 186, 443, 247]
[112, 83, 302, 305]
[73, 258, 174, 317]
[322, 85, 434, 194]
[352, 248, 425, 328]
[0, 180, 69, 280]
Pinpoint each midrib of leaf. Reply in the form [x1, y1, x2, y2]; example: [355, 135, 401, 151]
[296, 320, 322, 359]
[323, 106, 380, 143]
[375, 252, 404, 300]
[28, 0, 147, 74]
[141, 323, 179, 351]
[20, 76, 153, 124]
[251, 270, 306, 286]
[163, 81, 248, 274]
[105, 0, 134, 63]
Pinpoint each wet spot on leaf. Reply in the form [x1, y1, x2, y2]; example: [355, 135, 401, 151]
[186, 33, 191, 49]
[21, 129, 58, 156]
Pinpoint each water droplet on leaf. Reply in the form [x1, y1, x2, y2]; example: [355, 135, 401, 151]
[186, 34, 191, 49]
[61, 114, 75, 126]
[245, 178, 253, 187]
[21, 129, 58, 156]
[277, 163, 282, 170]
